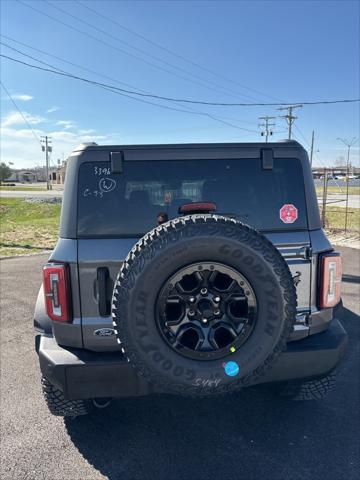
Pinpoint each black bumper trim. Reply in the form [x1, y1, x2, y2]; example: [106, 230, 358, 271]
[37, 319, 347, 400]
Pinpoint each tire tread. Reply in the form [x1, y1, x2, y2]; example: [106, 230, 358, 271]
[281, 372, 337, 401]
[41, 377, 92, 417]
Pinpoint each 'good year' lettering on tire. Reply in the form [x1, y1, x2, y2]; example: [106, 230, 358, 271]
[219, 244, 280, 337]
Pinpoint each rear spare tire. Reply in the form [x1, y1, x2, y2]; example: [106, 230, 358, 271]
[112, 215, 297, 396]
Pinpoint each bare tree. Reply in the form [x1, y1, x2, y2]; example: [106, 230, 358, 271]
[334, 156, 345, 167]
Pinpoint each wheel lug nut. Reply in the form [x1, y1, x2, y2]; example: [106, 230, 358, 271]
[214, 310, 221, 316]
[214, 296, 221, 303]
[188, 310, 195, 317]
[189, 296, 196, 303]
[200, 288, 208, 296]
[202, 318, 208, 323]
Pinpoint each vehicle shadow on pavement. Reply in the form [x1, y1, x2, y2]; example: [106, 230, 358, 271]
[64, 306, 359, 480]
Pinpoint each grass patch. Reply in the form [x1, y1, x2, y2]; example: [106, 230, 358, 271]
[0, 198, 60, 257]
[320, 206, 360, 232]
[316, 186, 360, 195]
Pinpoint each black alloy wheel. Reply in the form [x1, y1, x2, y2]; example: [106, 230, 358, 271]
[156, 262, 257, 360]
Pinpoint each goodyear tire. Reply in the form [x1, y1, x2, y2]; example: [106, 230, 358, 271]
[41, 377, 93, 417]
[278, 372, 337, 401]
[112, 215, 297, 396]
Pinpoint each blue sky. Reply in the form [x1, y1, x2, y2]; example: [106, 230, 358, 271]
[1, 0, 359, 169]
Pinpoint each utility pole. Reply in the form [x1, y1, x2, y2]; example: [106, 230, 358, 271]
[278, 104, 303, 139]
[310, 130, 315, 166]
[40, 136, 52, 190]
[259, 116, 276, 143]
[337, 136, 358, 234]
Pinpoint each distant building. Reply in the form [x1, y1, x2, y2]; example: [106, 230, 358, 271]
[7, 170, 39, 182]
[50, 160, 67, 184]
[312, 166, 360, 179]
[7, 160, 68, 184]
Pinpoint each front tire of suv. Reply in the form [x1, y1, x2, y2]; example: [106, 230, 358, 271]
[41, 377, 94, 418]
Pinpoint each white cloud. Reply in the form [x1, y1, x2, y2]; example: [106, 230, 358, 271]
[0, 121, 120, 168]
[1, 111, 46, 128]
[1, 105, 122, 167]
[0, 127, 43, 140]
[56, 120, 75, 130]
[78, 128, 96, 135]
[50, 130, 108, 143]
[46, 106, 59, 114]
[11, 94, 34, 102]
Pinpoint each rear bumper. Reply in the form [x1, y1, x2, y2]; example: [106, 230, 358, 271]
[36, 319, 348, 400]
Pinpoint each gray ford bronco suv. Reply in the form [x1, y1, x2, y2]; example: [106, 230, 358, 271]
[34, 141, 347, 417]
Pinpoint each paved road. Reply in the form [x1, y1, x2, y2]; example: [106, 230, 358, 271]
[0, 248, 359, 480]
[317, 194, 360, 209]
[0, 189, 62, 198]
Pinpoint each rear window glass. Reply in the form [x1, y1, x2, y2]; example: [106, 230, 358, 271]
[77, 158, 307, 236]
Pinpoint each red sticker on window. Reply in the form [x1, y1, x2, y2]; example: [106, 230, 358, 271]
[280, 204, 298, 224]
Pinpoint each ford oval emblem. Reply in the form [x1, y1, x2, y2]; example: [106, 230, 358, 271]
[94, 328, 115, 337]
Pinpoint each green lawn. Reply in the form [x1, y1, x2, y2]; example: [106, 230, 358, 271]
[321, 206, 360, 232]
[0, 198, 61, 257]
[316, 186, 360, 196]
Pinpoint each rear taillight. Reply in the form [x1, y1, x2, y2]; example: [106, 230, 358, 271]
[43, 263, 70, 322]
[319, 253, 342, 308]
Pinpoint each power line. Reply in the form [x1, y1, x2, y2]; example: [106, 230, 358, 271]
[0, 35, 156, 94]
[18, 0, 256, 103]
[337, 137, 358, 149]
[293, 124, 311, 148]
[5, 2, 268, 136]
[0, 37, 260, 132]
[1, 34, 262, 131]
[293, 125, 324, 167]
[0, 45, 203, 118]
[75, 0, 283, 103]
[207, 114, 258, 125]
[293, 124, 346, 193]
[2, 53, 359, 108]
[0, 81, 41, 145]
[0, 48, 258, 134]
[0, 39, 200, 116]
[46, 0, 264, 103]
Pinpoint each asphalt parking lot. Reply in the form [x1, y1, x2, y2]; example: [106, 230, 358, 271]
[0, 247, 359, 480]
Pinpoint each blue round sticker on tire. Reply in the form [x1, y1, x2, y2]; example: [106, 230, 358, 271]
[224, 361, 240, 377]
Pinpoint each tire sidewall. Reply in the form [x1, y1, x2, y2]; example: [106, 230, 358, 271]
[114, 219, 295, 395]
